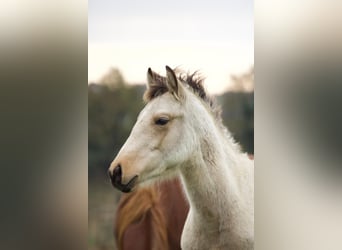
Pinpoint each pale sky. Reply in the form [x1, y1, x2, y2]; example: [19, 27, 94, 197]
[89, 0, 253, 94]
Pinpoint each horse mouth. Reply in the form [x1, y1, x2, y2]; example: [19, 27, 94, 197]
[112, 175, 139, 193]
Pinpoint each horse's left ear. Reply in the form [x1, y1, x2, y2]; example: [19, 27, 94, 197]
[165, 66, 185, 100]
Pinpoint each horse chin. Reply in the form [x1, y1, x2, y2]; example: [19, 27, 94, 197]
[114, 175, 139, 193]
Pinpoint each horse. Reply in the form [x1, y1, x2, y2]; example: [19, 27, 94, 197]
[115, 177, 189, 250]
[108, 66, 254, 249]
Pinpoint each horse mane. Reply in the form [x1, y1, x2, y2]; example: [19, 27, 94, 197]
[143, 68, 222, 121]
[115, 187, 168, 250]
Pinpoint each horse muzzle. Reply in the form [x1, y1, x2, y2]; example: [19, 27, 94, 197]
[108, 164, 139, 193]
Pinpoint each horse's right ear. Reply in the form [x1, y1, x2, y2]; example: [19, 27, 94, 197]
[165, 66, 185, 101]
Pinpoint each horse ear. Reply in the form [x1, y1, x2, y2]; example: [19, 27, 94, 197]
[144, 67, 169, 102]
[165, 66, 184, 100]
[147, 67, 155, 88]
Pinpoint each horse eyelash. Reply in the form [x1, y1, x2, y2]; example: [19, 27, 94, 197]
[155, 117, 169, 126]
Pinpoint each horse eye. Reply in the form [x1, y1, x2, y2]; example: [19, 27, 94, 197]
[155, 117, 169, 126]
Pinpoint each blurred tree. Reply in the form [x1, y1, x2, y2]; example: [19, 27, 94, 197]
[218, 66, 254, 154]
[88, 68, 145, 178]
[229, 66, 254, 92]
[218, 92, 254, 154]
[99, 67, 125, 89]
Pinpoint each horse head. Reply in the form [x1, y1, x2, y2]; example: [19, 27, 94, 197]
[108, 66, 204, 192]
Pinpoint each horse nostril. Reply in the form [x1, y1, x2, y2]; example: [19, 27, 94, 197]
[113, 164, 122, 176]
[110, 164, 122, 183]
[109, 164, 137, 192]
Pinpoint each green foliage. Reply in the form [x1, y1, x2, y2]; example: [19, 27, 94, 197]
[218, 92, 254, 154]
[88, 69, 254, 179]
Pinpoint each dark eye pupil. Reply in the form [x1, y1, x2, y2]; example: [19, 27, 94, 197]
[155, 118, 169, 125]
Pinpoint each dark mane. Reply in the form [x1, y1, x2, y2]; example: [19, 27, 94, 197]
[144, 69, 222, 120]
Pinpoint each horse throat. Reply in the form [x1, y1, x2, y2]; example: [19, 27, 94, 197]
[179, 129, 241, 227]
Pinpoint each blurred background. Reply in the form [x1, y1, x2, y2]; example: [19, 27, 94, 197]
[1, 0, 341, 249]
[89, 0, 254, 249]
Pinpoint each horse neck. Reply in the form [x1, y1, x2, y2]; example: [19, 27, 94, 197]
[179, 107, 245, 225]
